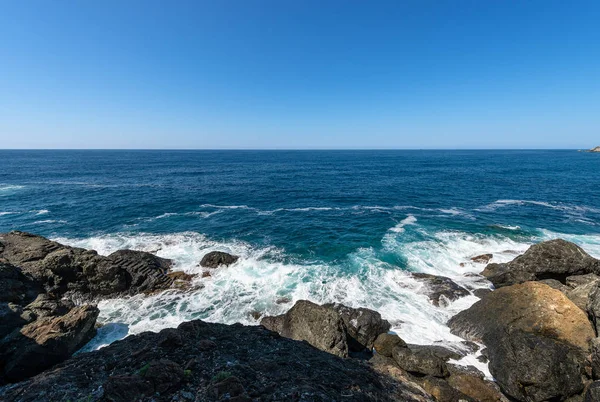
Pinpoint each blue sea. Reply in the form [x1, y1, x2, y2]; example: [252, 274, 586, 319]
[1, 150, 600, 358]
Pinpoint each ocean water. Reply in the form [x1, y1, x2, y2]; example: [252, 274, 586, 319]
[1, 150, 600, 364]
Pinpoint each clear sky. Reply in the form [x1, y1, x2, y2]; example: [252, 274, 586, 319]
[0, 1, 598, 149]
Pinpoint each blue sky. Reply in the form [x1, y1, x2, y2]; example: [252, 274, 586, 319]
[0, 1, 598, 149]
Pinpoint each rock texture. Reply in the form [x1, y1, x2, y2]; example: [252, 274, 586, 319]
[481, 239, 600, 288]
[588, 146, 600, 153]
[412, 273, 470, 307]
[0, 320, 435, 402]
[260, 300, 391, 357]
[0, 231, 177, 299]
[449, 281, 593, 401]
[199, 251, 239, 268]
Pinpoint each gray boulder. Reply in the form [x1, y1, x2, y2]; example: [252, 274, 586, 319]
[481, 239, 600, 288]
[391, 344, 459, 377]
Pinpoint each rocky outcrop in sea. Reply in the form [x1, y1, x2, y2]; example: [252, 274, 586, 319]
[3, 230, 600, 401]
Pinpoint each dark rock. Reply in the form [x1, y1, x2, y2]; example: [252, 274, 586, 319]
[323, 302, 391, 351]
[374, 333, 407, 357]
[471, 254, 493, 264]
[590, 338, 600, 379]
[0, 231, 177, 299]
[588, 286, 600, 335]
[0, 319, 435, 401]
[143, 359, 184, 393]
[21, 293, 74, 321]
[472, 288, 492, 298]
[261, 300, 349, 357]
[104, 375, 151, 402]
[0, 304, 99, 383]
[585, 381, 600, 402]
[200, 251, 239, 268]
[449, 281, 593, 401]
[415, 376, 476, 402]
[482, 239, 600, 288]
[413, 273, 470, 307]
[565, 274, 600, 312]
[538, 278, 571, 292]
[0, 261, 39, 304]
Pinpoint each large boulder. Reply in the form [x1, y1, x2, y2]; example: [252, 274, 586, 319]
[0, 231, 176, 299]
[482, 239, 600, 288]
[199, 251, 239, 268]
[412, 273, 470, 307]
[260, 300, 349, 357]
[0, 304, 99, 383]
[449, 281, 594, 401]
[323, 302, 391, 351]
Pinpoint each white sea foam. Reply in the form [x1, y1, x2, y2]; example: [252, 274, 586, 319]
[32, 219, 67, 225]
[59, 226, 600, 381]
[0, 185, 25, 195]
[0, 212, 18, 216]
[389, 215, 418, 233]
[33, 209, 50, 215]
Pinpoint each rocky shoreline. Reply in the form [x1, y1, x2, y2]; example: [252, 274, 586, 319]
[2, 231, 600, 401]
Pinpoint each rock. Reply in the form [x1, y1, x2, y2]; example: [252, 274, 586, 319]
[448, 281, 593, 401]
[471, 254, 493, 264]
[104, 375, 151, 402]
[446, 364, 509, 402]
[374, 333, 407, 357]
[107, 249, 173, 294]
[143, 359, 184, 393]
[565, 274, 600, 311]
[590, 338, 600, 379]
[0, 261, 39, 304]
[200, 251, 239, 268]
[1, 304, 99, 383]
[472, 288, 492, 298]
[585, 381, 600, 401]
[391, 344, 459, 378]
[21, 293, 74, 321]
[482, 239, 600, 288]
[538, 278, 571, 292]
[588, 146, 600, 153]
[260, 300, 349, 357]
[416, 376, 476, 402]
[0, 319, 435, 401]
[323, 302, 391, 351]
[413, 273, 470, 307]
[588, 286, 600, 336]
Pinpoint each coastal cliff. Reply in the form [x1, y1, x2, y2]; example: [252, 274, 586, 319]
[2, 231, 600, 401]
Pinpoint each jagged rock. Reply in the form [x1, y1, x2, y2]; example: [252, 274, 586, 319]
[471, 254, 493, 264]
[143, 359, 184, 393]
[21, 293, 74, 321]
[0, 320, 435, 401]
[472, 288, 492, 298]
[415, 376, 476, 402]
[0, 261, 39, 304]
[482, 239, 600, 288]
[200, 251, 239, 268]
[413, 273, 470, 307]
[260, 300, 349, 357]
[374, 333, 407, 357]
[323, 302, 391, 351]
[0, 231, 176, 299]
[588, 146, 600, 153]
[0, 304, 98, 383]
[588, 286, 600, 336]
[565, 274, 600, 311]
[449, 282, 593, 401]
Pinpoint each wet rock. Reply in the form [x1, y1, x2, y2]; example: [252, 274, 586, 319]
[472, 288, 492, 298]
[261, 300, 349, 357]
[374, 333, 407, 357]
[482, 239, 600, 288]
[107, 249, 173, 294]
[1, 304, 99, 383]
[471, 254, 493, 264]
[324, 302, 391, 351]
[449, 281, 593, 401]
[413, 273, 470, 307]
[200, 251, 239, 268]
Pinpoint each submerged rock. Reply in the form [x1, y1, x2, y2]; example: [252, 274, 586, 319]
[199, 251, 239, 268]
[481, 239, 600, 288]
[0, 320, 435, 401]
[449, 281, 593, 401]
[412, 273, 470, 307]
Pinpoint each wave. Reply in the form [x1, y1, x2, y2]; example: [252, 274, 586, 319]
[31, 220, 67, 225]
[0, 185, 25, 195]
[389, 215, 418, 233]
[477, 199, 600, 215]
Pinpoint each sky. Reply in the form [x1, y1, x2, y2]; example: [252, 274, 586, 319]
[0, 0, 599, 149]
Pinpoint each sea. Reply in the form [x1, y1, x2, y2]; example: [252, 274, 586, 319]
[1, 150, 599, 367]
